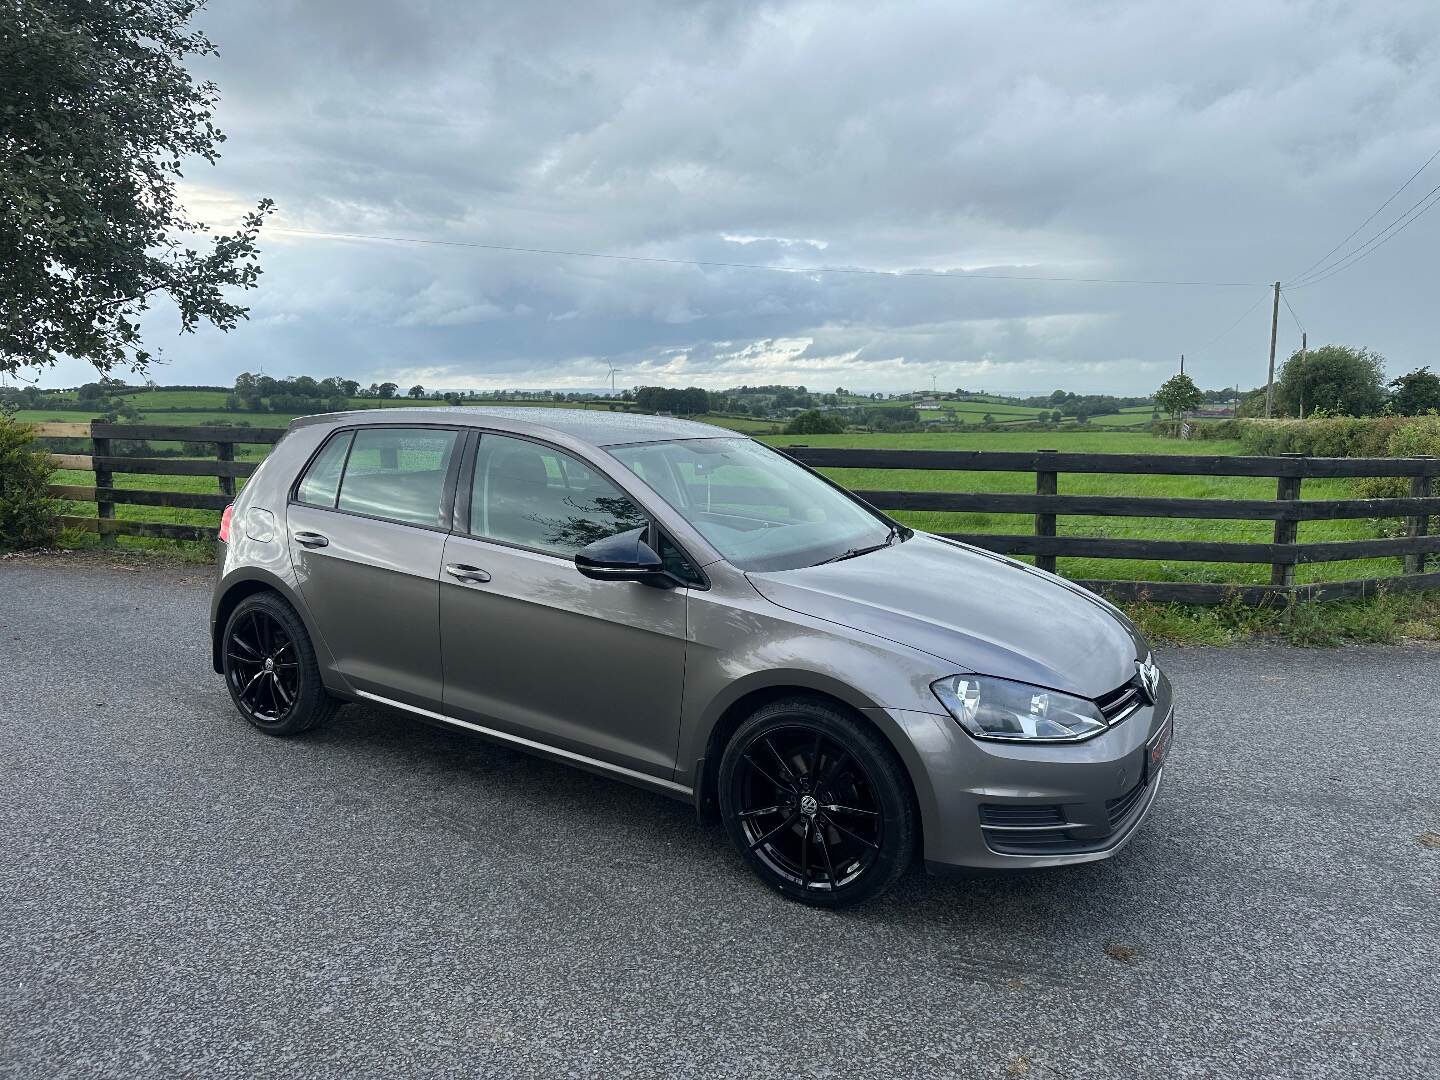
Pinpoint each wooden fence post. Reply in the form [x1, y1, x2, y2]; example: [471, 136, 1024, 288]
[215, 440, 236, 501]
[1404, 460, 1432, 575]
[1035, 449, 1058, 574]
[90, 418, 115, 549]
[1271, 454, 1303, 587]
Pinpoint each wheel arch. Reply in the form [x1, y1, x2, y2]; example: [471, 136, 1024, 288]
[211, 569, 338, 684]
[691, 673, 928, 854]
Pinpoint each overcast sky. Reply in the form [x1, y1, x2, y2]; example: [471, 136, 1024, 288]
[37, 0, 1440, 394]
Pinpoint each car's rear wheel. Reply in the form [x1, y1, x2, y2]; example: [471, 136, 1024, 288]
[718, 697, 916, 908]
[222, 592, 338, 736]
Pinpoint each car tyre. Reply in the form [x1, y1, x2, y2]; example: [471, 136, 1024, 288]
[719, 696, 916, 908]
[221, 592, 339, 736]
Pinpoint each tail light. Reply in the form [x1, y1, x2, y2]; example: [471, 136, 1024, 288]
[219, 503, 234, 542]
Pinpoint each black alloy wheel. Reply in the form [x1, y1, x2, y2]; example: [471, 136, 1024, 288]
[719, 698, 916, 907]
[227, 608, 300, 723]
[221, 593, 337, 735]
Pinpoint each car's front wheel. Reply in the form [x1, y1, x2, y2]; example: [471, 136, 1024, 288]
[221, 592, 338, 736]
[718, 697, 917, 908]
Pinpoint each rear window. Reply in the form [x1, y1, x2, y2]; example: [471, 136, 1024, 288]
[318, 427, 460, 527]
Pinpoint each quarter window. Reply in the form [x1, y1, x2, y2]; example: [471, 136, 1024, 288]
[333, 427, 459, 527]
[469, 434, 647, 556]
[295, 430, 353, 508]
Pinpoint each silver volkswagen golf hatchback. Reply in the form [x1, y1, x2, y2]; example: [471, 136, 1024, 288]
[212, 408, 1173, 907]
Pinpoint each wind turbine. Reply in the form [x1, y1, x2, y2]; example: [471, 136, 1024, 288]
[607, 365, 623, 397]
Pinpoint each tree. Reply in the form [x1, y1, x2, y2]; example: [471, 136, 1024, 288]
[2, 0, 274, 376]
[408, 384, 425, 399]
[377, 382, 398, 399]
[1154, 373, 1203, 419]
[1275, 345, 1386, 418]
[1388, 367, 1440, 416]
[785, 410, 844, 435]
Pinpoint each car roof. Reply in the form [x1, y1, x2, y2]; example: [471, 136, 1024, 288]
[287, 406, 735, 447]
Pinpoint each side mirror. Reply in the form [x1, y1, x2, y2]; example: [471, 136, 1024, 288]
[575, 527, 670, 585]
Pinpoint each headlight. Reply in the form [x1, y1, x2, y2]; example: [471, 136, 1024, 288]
[931, 675, 1107, 742]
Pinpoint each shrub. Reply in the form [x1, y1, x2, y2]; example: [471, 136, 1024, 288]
[0, 416, 60, 552]
[785, 409, 845, 435]
[1234, 417, 1410, 457]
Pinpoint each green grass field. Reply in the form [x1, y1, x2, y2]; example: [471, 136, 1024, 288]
[34, 416, 1404, 589]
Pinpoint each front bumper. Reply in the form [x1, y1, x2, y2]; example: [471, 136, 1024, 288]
[899, 673, 1174, 873]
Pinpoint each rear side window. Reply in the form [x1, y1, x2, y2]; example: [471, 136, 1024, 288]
[334, 427, 459, 527]
[295, 431, 353, 508]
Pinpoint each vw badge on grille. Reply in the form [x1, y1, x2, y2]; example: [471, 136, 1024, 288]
[1136, 656, 1160, 704]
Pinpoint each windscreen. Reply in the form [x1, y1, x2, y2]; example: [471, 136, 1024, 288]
[609, 438, 891, 572]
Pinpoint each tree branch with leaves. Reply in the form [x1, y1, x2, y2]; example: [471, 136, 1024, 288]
[0, 0, 274, 376]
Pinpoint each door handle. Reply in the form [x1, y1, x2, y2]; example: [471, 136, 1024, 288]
[294, 531, 329, 548]
[445, 563, 491, 584]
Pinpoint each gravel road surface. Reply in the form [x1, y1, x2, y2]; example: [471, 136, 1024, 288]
[2, 554, 1437, 1079]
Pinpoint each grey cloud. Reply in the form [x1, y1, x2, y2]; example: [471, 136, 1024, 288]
[43, 0, 1440, 392]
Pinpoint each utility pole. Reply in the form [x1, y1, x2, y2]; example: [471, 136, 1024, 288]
[1264, 281, 1280, 418]
[1179, 354, 1185, 376]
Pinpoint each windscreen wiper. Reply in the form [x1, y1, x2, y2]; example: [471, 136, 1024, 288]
[814, 524, 904, 565]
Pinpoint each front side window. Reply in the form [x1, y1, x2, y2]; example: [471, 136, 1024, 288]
[334, 427, 459, 527]
[470, 433, 647, 557]
[609, 438, 892, 572]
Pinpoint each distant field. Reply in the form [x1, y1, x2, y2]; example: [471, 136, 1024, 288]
[1086, 405, 1156, 428]
[115, 389, 232, 408]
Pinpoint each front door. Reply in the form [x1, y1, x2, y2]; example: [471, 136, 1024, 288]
[287, 425, 462, 710]
[439, 432, 688, 778]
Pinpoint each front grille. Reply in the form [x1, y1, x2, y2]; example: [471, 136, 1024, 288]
[1105, 776, 1148, 828]
[1096, 678, 1145, 725]
[979, 803, 1065, 827]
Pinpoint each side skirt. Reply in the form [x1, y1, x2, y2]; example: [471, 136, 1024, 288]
[354, 690, 695, 803]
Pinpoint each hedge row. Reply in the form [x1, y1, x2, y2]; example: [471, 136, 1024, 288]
[1235, 416, 1440, 458]
[1154, 416, 1440, 457]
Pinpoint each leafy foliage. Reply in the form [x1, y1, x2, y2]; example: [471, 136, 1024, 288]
[1, 0, 273, 375]
[0, 415, 59, 551]
[1154, 373, 1202, 418]
[785, 410, 845, 435]
[1388, 367, 1440, 416]
[1275, 345, 1387, 418]
[1235, 414, 1440, 461]
[633, 386, 712, 415]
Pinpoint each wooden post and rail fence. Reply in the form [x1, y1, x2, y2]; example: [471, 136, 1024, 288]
[29, 421, 1440, 605]
[34, 420, 287, 544]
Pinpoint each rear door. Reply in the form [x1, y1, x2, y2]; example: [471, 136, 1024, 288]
[287, 425, 463, 710]
[439, 432, 690, 778]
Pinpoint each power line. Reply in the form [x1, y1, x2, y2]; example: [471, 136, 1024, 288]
[1185, 290, 1271, 358]
[1286, 144, 1440, 283]
[1289, 179, 1440, 289]
[1280, 289, 1305, 335]
[272, 226, 1266, 288]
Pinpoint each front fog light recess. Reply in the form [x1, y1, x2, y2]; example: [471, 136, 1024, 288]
[932, 675, 1107, 741]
